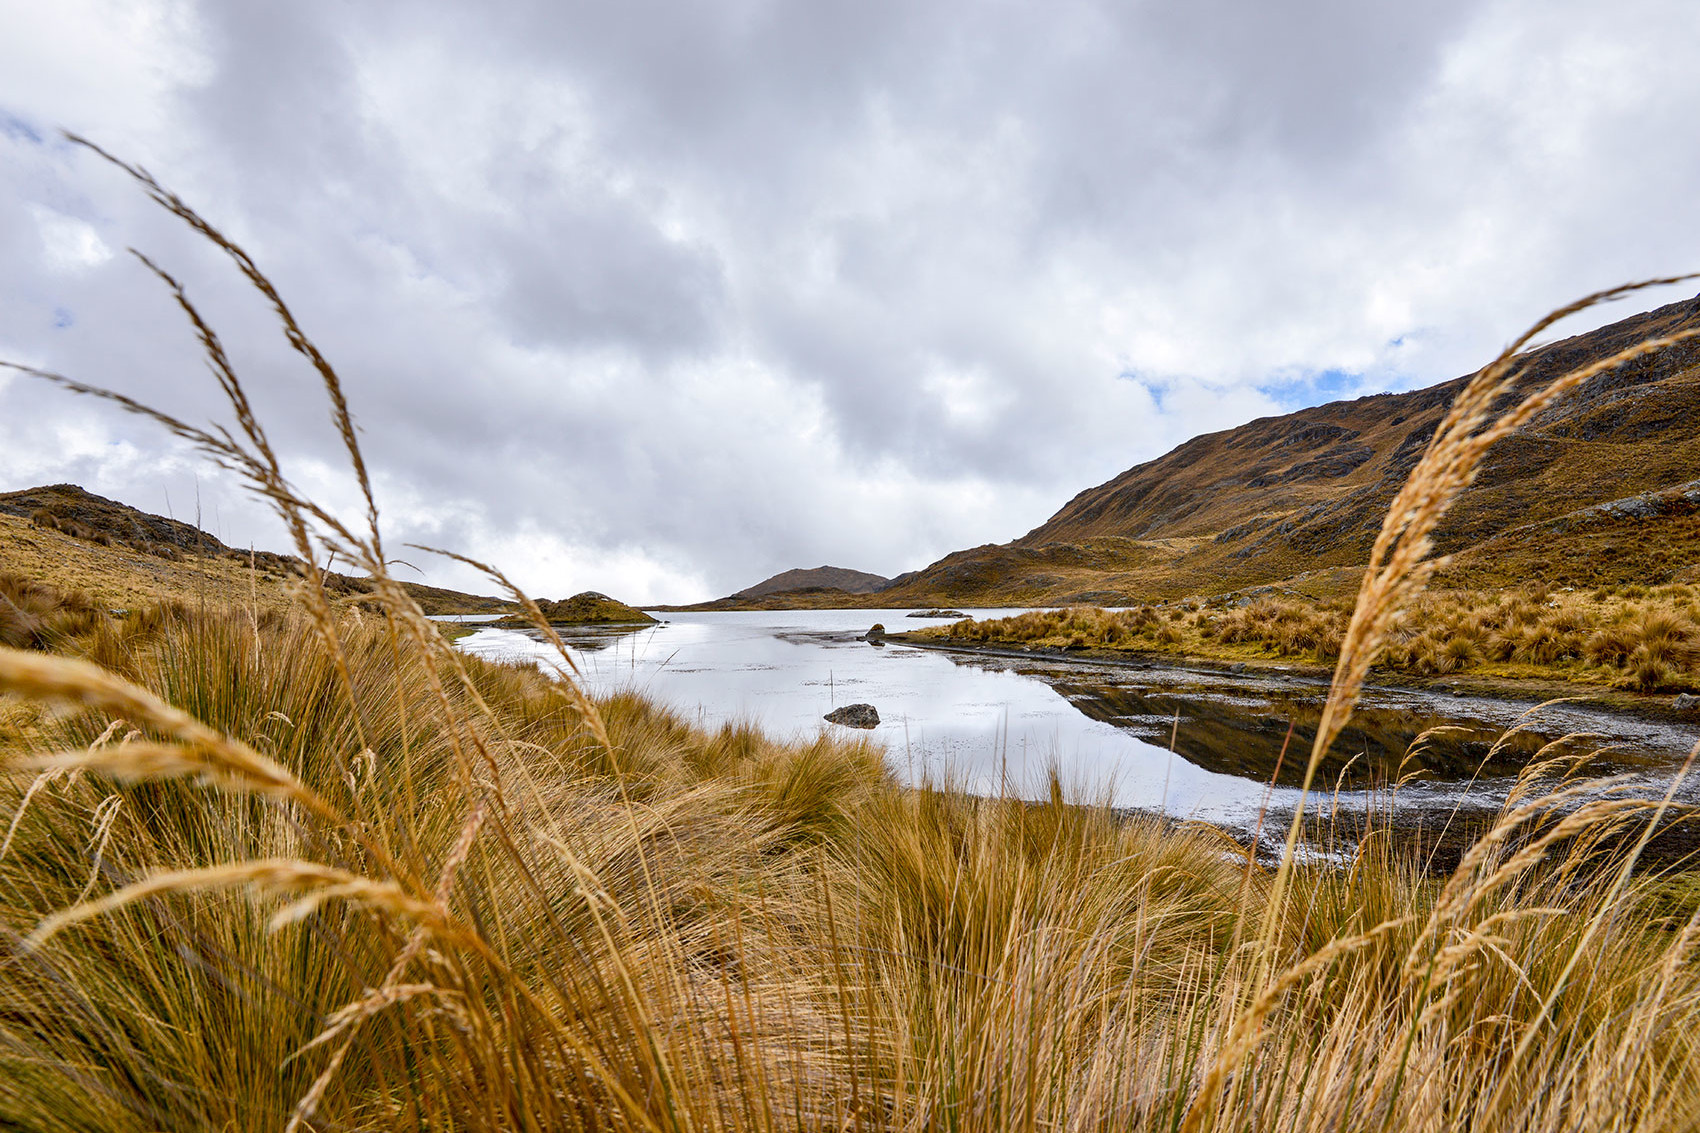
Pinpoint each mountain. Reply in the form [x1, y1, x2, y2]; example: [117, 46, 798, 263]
[879, 293, 1700, 606]
[733, 565, 890, 599]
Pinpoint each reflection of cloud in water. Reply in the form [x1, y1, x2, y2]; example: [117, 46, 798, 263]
[532, 624, 654, 653]
[457, 609, 1700, 831]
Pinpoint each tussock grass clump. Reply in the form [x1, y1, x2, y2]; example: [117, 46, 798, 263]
[0, 572, 108, 650]
[3, 138, 1700, 1130]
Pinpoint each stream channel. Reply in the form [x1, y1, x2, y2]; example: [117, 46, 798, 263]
[454, 609, 1700, 859]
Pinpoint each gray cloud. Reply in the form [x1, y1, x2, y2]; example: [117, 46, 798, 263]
[2, 0, 1698, 601]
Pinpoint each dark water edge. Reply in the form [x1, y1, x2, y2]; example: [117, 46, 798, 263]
[912, 639, 1700, 874]
[1210, 801, 1700, 876]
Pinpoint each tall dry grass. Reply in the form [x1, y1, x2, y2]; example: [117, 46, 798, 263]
[944, 582, 1700, 691]
[1, 141, 1699, 1130]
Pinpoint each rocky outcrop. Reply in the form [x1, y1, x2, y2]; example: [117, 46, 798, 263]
[494, 592, 656, 626]
[824, 703, 880, 728]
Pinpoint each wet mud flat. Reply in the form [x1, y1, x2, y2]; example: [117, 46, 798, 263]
[909, 639, 1700, 873]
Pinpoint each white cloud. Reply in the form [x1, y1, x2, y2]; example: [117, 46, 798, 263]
[29, 204, 112, 271]
[2, 0, 1697, 603]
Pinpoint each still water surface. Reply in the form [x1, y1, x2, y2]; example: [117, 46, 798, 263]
[455, 609, 1698, 830]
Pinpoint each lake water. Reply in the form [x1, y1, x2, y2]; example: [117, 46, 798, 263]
[455, 609, 1700, 832]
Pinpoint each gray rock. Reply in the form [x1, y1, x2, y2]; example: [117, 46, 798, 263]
[862, 623, 886, 641]
[1674, 693, 1700, 711]
[825, 703, 880, 729]
[1227, 662, 1250, 674]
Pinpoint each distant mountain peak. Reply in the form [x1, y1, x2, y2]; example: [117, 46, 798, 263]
[733, 565, 890, 599]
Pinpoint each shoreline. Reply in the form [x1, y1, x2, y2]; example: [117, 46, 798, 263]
[886, 630, 1700, 729]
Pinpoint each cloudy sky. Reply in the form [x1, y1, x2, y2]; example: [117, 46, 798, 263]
[2, 1, 1698, 602]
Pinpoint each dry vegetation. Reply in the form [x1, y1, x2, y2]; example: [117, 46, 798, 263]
[2, 139, 1700, 1130]
[10, 602, 1700, 1130]
[923, 580, 1700, 692]
[0, 509, 298, 612]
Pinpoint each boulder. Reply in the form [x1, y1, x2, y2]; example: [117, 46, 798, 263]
[1674, 693, 1700, 711]
[824, 703, 881, 729]
[862, 623, 886, 641]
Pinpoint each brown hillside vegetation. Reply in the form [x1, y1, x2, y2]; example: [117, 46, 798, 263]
[0, 485, 513, 615]
[880, 293, 1700, 606]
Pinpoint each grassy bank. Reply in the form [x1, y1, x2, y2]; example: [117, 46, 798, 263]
[910, 580, 1700, 693]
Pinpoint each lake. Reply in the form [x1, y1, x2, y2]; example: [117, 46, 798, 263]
[455, 609, 1700, 835]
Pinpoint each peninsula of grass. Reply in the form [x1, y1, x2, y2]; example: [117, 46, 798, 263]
[903, 580, 1700, 696]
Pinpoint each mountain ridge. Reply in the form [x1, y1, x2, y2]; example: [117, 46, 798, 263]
[871, 292, 1700, 606]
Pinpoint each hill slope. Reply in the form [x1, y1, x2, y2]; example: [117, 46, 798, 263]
[881, 293, 1700, 606]
[734, 565, 890, 598]
[0, 484, 513, 614]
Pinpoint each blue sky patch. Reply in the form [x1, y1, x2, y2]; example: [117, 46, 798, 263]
[1, 112, 43, 145]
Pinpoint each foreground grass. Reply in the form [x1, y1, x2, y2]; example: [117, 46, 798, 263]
[917, 580, 1700, 692]
[2, 603, 1699, 1131]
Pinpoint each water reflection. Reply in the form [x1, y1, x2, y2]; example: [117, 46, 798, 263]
[457, 609, 1698, 828]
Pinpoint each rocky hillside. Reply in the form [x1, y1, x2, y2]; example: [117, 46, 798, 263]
[0, 484, 228, 559]
[733, 565, 890, 599]
[0, 484, 513, 615]
[880, 293, 1700, 606]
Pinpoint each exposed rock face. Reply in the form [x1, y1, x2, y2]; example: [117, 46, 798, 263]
[824, 703, 880, 728]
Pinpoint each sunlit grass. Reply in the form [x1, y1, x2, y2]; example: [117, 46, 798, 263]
[930, 581, 1700, 691]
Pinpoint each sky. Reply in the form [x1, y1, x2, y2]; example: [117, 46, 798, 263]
[2, 1, 1698, 603]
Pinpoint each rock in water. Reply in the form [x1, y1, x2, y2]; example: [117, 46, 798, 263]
[862, 623, 886, 641]
[825, 703, 880, 729]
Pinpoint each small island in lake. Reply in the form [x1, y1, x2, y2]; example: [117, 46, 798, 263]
[493, 591, 657, 627]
